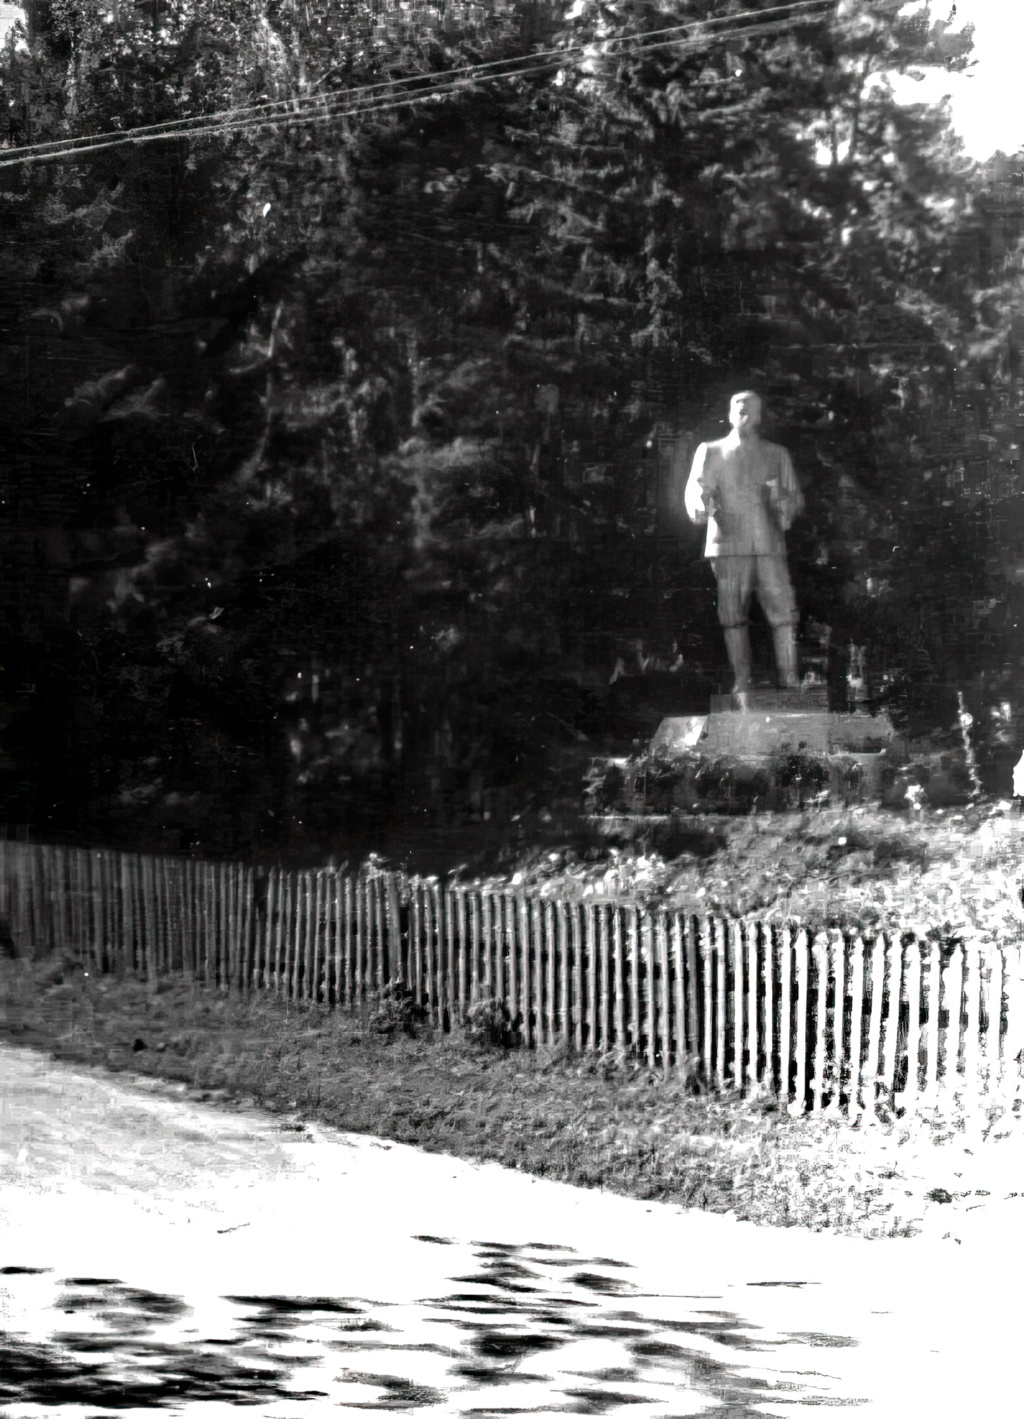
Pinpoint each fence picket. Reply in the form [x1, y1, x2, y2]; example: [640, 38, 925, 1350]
[544, 900, 556, 1047]
[370, 876, 381, 995]
[714, 918, 727, 1091]
[409, 881, 422, 1006]
[444, 883, 456, 1028]
[642, 912, 656, 1070]
[467, 891, 481, 1008]
[986, 945, 1004, 1091]
[880, 934, 903, 1102]
[658, 911, 670, 1074]
[745, 922, 757, 1092]
[904, 938, 922, 1108]
[302, 868, 315, 999]
[518, 894, 531, 1047]
[324, 870, 337, 1004]
[865, 933, 884, 1111]
[531, 896, 543, 1048]
[613, 906, 626, 1053]
[792, 930, 809, 1111]
[839, 930, 856, 1118]
[501, 893, 514, 1035]
[924, 938, 941, 1101]
[967, 941, 984, 1091]
[810, 933, 829, 1113]
[571, 900, 583, 1048]
[682, 914, 696, 1066]
[731, 920, 744, 1092]
[584, 902, 597, 1052]
[598, 904, 611, 1055]
[288, 872, 302, 1001]
[829, 929, 845, 1116]
[316, 871, 328, 1002]
[157, 856, 170, 976]
[1003, 947, 1024, 1096]
[763, 924, 775, 1095]
[473, 891, 487, 1004]
[456, 890, 469, 1019]
[269, 868, 280, 993]
[943, 943, 964, 1098]
[777, 927, 792, 1102]
[557, 899, 570, 1045]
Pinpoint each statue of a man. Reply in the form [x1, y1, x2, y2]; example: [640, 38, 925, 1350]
[684, 391, 804, 693]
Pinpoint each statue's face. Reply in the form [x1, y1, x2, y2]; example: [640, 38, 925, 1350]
[729, 392, 762, 433]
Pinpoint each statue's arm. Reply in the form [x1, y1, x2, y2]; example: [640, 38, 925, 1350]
[684, 443, 713, 524]
[774, 448, 804, 531]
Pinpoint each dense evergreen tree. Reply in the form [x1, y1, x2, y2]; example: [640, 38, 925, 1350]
[0, 1, 1003, 853]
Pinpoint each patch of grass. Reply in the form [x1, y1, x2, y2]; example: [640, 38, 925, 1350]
[504, 803, 1024, 942]
[6, 957, 1013, 1241]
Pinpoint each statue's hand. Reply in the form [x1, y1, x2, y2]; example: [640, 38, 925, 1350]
[763, 479, 787, 528]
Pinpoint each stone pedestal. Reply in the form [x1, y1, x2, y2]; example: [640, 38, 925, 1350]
[651, 688, 898, 761]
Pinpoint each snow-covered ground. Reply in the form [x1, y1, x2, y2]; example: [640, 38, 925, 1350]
[0, 1042, 1020, 1417]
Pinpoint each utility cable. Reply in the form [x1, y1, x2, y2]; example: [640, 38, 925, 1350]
[0, 2, 839, 170]
[0, 0, 835, 159]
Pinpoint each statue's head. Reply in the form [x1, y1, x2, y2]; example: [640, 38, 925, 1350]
[728, 390, 762, 434]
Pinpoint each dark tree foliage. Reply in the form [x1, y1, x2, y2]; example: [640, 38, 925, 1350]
[0, 1, 1000, 854]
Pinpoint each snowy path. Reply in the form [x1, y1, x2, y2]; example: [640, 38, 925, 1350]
[0, 1043, 1019, 1417]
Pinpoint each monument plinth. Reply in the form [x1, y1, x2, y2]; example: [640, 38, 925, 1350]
[651, 686, 898, 764]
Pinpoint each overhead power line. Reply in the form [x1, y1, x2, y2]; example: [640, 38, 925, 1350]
[0, 1, 838, 170]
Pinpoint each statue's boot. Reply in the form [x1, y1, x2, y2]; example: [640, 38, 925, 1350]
[772, 624, 800, 688]
[723, 626, 752, 697]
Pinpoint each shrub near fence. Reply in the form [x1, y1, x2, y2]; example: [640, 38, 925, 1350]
[1, 841, 1021, 1116]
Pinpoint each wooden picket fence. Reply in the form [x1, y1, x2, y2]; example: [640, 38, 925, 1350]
[1, 839, 1021, 1114]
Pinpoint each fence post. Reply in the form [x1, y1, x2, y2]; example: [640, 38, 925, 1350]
[848, 933, 865, 1118]
[714, 918, 727, 1091]
[661, 911, 675, 1074]
[543, 899, 556, 1047]
[902, 936, 922, 1110]
[343, 874, 356, 1006]
[779, 925, 793, 1104]
[485, 891, 500, 1007]
[730, 920, 744, 1093]
[811, 932, 830, 1112]
[985, 945, 1005, 1093]
[627, 905, 641, 1060]
[642, 910, 656, 1070]
[530, 895, 543, 1048]
[584, 901, 597, 1053]
[924, 937, 942, 1102]
[517, 893, 532, 1047]
[864, 932, 884, 1113]
[880, 933, 903, 1104]
[445, 883, 457, 1032]
[613, 905, 626, 1054]
[942, 941, 964, 1101]
[745, 922, 757, 1093]
[598, 902, 611, 1056]
[699, 917, 712, 1087]
[762, 923, 775, 1095]
[1002, 944, 1024, 1099]
[827, 929, 845, 1117]
[682, 913, 697, 1068]
[556, 899, 569, 1050]
[791, 929, 809, 1113]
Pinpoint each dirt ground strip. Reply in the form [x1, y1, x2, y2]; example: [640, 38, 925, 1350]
[2, 954, 1024, 1244]
[1, 1041, 1023, 1418]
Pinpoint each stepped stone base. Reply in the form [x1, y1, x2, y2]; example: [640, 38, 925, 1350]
[652, 687, 898, 761]
[709, 686, 830, 713]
